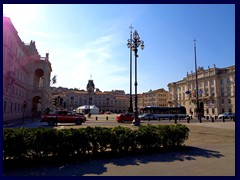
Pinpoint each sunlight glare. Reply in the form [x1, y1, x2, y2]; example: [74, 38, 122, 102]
[3, 4, 39, 24]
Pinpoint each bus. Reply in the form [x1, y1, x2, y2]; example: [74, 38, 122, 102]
[140, 106, 188, 120]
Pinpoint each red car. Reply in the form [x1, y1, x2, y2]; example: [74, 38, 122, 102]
[116, 113, 134, 123]
[41, 110, 86, 126]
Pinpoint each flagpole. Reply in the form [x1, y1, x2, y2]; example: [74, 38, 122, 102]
[194, 39, 201, 122]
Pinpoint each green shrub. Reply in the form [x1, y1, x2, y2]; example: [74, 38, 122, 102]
[3, 124, 189, 163]
[111, 126, 136, 153]
[156, 124, 189, 148]
[28, 128, 58, 159]
[135, 125, 159, 150]
[54, 129, 76, 157]
[172, 124, 189, 146]
[4, 128, 28, 159]
[93, 127, 112, 152]
[69, 128, 90, 156]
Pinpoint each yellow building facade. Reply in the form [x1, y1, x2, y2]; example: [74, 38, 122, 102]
[141, 88, 169, 108]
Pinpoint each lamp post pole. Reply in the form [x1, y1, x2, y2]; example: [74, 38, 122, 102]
[194, 39, 201, 122]
[128, 25, 133, 113]
[127, 30, 144, 126]
[134, 45, 138, 125]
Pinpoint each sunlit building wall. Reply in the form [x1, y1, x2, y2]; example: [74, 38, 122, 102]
[142, 88, 169, 107]
[3, 16, 52, 122]
[168, 65, 235, 116]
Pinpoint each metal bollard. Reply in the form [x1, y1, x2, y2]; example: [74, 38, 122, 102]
[174, 115, 177, 124]
[106, 116, 108, 120]
[187, 117, 190, 123]
[96, 116, 98, 121]
[223, 116, 225, 122]
[211, 116, 214, 123]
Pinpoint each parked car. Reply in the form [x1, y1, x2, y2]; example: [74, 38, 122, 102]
[218, 112, 235, 119]
[139, 113, 158, 120]
[41, 110, 87, 126]
[116, 113, 134, 123]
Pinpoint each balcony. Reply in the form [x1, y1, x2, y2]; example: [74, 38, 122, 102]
[40, 57, 48, 61]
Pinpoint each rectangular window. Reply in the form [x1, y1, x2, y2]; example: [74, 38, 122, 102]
[204, 81, 208, 87]
[210, 79, 214, 85]
[228, 99, 231, 104]
[211, 87, 215, 96]
[212, 108, 215, 114]
[198, 82, 202, 88]
[227, 87, 231, 96]
[220, 79, 223, 84]
[192, 84, 196, 89]
[227, 77, 230, 84]
[221, 88, 224, 96]
[205, 89, 209, 96]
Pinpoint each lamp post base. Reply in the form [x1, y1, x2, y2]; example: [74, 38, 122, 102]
[132, 117, 140, 126]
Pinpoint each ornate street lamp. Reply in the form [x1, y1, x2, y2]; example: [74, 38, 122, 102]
[127, 30, 144, 126]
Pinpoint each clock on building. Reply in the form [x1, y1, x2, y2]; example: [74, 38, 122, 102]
[86, 79, 95, 93]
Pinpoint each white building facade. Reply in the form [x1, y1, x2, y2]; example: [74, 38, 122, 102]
[51, 80, 129, 113]
[168, 65, 235, 117]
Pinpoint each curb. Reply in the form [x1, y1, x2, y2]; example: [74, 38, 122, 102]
[3, 118, 41, 128]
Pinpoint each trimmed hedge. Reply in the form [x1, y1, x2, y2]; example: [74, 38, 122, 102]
[3, 124, 189, 162]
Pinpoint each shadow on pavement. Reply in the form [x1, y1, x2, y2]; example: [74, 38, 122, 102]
[4, 146, 224, 176]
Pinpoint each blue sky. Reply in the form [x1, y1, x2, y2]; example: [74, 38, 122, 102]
[3, 4, 235, 93]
